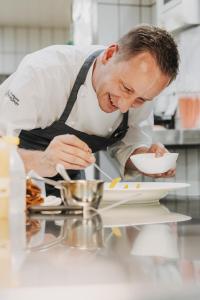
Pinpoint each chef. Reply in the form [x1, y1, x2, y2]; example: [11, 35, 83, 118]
[0, 25, 179, 194]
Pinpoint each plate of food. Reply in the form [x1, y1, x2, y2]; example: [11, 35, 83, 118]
[102, 181, 190, 204]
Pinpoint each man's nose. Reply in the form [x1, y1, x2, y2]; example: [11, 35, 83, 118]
[117, 98, 134, 113]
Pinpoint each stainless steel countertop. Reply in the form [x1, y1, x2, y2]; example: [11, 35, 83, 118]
[153, 129, 200, 146]
[1, 197, 200, 300]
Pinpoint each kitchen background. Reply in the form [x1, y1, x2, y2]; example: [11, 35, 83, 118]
[0, 0, 200, 196]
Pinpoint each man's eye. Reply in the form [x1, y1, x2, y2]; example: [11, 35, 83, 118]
[136, 98, 145, 104]
[123, 85, 132, 94]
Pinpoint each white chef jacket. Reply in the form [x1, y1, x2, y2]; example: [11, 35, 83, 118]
[0, 45, 153, 177]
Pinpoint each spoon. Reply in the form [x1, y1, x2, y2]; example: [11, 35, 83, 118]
[93, 163, 113, 181]
[27, 171, 60, 188]
[56, 164, 71, 181]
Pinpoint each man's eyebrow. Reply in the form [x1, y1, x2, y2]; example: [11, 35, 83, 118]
[121, 81, 134, 92]
[121, 80, 153, 101]
[139, 97, 152, 102]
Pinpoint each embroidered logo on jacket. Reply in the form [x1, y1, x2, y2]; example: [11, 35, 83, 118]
[7, 90, 20, 106]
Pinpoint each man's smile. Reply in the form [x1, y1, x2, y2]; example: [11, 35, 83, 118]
[108, 93, 118, 111]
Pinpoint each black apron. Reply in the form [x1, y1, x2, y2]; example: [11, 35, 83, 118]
[19, 49, 129, 195]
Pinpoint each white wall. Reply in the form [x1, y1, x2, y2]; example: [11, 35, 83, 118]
[0, 26, 69, 75]
[175, 25, 200, 94]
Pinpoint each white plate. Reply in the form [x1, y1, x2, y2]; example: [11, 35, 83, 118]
[102, 203, 191, 228]
[103, 182, 190, 204]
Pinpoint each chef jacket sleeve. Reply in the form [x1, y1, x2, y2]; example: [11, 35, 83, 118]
[108, 101, 154, 178]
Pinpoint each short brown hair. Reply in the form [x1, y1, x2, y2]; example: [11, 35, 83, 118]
[117, 25, 180, 82]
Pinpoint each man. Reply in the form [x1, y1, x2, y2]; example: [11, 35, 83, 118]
[0, 25, 179, 193]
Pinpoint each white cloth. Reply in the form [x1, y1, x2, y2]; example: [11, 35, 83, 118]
[0, 45, 153, 177]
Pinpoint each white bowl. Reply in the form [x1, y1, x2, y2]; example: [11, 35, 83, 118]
[130, 152, 178, 174]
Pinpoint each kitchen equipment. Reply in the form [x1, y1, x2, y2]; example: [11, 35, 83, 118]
[178, 95, 200, 129]
[130, 153, 178, 174]
[60, 180, 104, 209]
[28, 172, 104, 210]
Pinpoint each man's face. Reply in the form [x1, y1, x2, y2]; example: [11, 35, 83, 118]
[93, 46, 170, 113]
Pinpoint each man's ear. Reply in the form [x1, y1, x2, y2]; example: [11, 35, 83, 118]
[101, 44, 119, 64]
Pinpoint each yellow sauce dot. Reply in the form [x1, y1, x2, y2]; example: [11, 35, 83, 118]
[112, 227, 122, 237]
[123, 184, 129, 189]
[109, 177, 121, 189]
[135, 183, 141, 189]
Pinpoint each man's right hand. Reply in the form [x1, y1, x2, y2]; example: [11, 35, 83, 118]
[19, 134, 95, 177]
[42, 134, 95, 176]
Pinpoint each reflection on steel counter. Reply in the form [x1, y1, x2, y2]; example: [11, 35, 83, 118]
[27, 212, 103, 251]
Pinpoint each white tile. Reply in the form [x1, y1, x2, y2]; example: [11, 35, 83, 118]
[187, 148, 199, 196]
[2, 53, 16, 74]
[97, 4, 119, 44]
[151, 2, 157, 25]
[0, 28, 3, 52]
[175, 149, 187, 196]
[141, 0, 154, 5]
[16, 28, 28, 53]
[141, 7, 152, 24]
[28, 28, 41, 52]
[15, 53, 26, 70]
[52, 28, 66, 44]
[119, 0, 153, 5]
[119, 0, 140, 4]
[3, 27, 16, 53]
[97, 0, 118, 3]
[40, 28, 53, 48]
[0, 53, 3, 73]
[119, 6, 139, 36]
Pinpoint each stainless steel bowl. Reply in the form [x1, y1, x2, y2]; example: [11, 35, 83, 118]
[59, 180, 104, 209]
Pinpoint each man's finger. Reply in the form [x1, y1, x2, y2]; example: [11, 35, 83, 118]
[61, 145, 95, 163]
[56, 134, 92, 152]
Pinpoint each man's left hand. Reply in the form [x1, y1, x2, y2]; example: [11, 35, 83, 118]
[130, 143, 176, 178]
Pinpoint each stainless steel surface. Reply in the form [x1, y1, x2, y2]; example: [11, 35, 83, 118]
[2, 198, 200, 299]
[62, 213, 103, 250]
[27, 212, 103, 252]
[153, 129, 200, 145]
[28, 205, 82, 213]
[60, 179, 104, 209]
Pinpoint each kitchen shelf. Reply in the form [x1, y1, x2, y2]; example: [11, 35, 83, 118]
[153, 129, 200, 146]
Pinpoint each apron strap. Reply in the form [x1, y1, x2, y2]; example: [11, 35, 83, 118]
[59, 49, 104, 123]
[110, 111, 129, 139]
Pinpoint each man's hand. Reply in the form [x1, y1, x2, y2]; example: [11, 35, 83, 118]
[127, 143, 176, 178]
[19, 134, 95, 177]
[42, 134, 95, 175]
